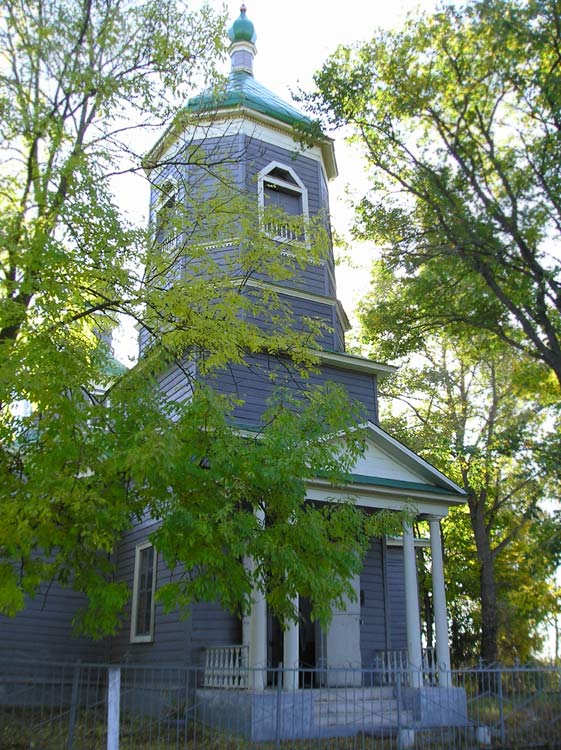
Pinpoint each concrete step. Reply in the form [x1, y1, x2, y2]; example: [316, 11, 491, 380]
[315, 713, 411, 728]
[315, 699, 399, 713]
[312, 687, 395, 702]
[311, 689, 411, 728]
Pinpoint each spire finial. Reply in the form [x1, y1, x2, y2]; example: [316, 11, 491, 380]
[228, 5, 257, 75]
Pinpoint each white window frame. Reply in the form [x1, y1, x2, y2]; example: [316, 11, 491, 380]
[153, 178, 179, 250]
[257, 161, 309, 246]
[130, 541, 157, 644]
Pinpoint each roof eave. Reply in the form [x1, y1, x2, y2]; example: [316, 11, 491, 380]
[144, 106, 338, 180]
[307, 475, 466, 505]
[318, 350, 397, 379]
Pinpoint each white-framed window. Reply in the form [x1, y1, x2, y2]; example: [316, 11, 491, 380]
[130, 541, 157, 643]
[154, 180, 178, 248]
[257, 162, 309, 244]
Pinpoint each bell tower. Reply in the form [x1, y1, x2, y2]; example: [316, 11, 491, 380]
[142, 5, 390, 425]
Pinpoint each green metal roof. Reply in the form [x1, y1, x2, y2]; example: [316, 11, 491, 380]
[187, 70, 312, 129]
[345, 474, 464, 496]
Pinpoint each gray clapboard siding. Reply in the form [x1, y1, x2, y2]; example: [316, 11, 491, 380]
[207, 353, 377, 426]
[145, 135, 343, 352]
[0, 584, 109, 663]
[191, 603, 242, 668]
[242, 291, 339, 351]
[158, 359, 195, 407]
[244, 138, 322, 216]
[332, 304, 346, 353]
[251, 258, 328, 297]
[386, 545, 408, 651]
[360, 538, 387, 668]
[109, 518, 191, 666]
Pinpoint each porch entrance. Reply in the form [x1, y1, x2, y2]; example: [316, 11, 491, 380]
[266, 597, 318, 684]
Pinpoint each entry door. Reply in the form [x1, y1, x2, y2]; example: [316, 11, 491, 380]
[323, 573, 362, 686]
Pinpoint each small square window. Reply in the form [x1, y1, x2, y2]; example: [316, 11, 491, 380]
[130, 542, 157, 643]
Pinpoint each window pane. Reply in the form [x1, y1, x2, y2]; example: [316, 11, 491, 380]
[264, 184, 301, 215]
[135, 546, 155, 637]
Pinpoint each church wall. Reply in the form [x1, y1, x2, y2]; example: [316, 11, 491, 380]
[253, 257, 330, 298]
[386, 545, 408, 651]
[190, 603, 242, 669]
[243, 138, 342, 327]
[109, 517, 241, 668]
[109, 518, 191, 666]
[243, 290, 340, 352]
[0, 585, 109, 664]
[207, 353, 378, 427]
[359, 538, 387, 667]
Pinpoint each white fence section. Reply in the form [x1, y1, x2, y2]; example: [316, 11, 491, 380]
[203, 644, 249, 689]
[373, 647, 438, 684]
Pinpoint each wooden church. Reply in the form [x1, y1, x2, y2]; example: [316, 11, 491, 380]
[1, 5, 467, 735]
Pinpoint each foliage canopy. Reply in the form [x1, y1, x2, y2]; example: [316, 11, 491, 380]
[311, 0, 561, 391]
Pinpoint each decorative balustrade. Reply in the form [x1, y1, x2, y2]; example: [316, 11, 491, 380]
[372, 647, 438, 686]
[203, 645, 249, 689]
[265, 222, 301, 242]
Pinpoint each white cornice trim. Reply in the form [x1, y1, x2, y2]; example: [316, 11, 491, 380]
[386, 536, 431, 548]
[364, 422, 465, 496]
[318, 351, 397, 379]
[305, 483, 454, 515]
[145, 110, 337, 182]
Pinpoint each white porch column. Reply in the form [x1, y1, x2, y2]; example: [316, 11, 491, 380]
[429, 517, 452, 687]
[248, 508, 267, 690]
[283, 593, 299, 690]
[403, 520, 423, 688]
[242, 557, 251, 653]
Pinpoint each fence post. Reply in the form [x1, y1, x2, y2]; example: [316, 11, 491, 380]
[67, 662, 81, 750]
[497, 670, 505, 746]
[107, 667, 121, 750]
[396, 671, 402, 749]
[275, 664, 283, 749]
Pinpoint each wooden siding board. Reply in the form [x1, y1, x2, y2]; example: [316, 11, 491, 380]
[209, 354, 377, 426]
[243, 137, 333, 300]
[190, 603, 241, 668]
[109, 521, 191, 666]
[386, 546, 408, 651]
[243, 292, 337, 350]
[0, 585, 109, 663]
[360, 538, 387, 668]
[251, 262, 327, 297]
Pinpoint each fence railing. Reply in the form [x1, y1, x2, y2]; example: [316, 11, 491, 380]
[1, 660, 560, 750]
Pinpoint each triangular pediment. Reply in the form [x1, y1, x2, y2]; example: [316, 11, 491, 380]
[344, 422, 465, 501]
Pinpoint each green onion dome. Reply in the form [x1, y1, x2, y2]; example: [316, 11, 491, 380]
[228, 4, 256, 44]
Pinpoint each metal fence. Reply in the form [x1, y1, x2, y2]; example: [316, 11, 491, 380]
[1, 660, 560, 750]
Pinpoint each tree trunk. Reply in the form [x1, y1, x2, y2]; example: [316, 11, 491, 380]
[478, 549, 498, 664]
[469, 492, 499, 665]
